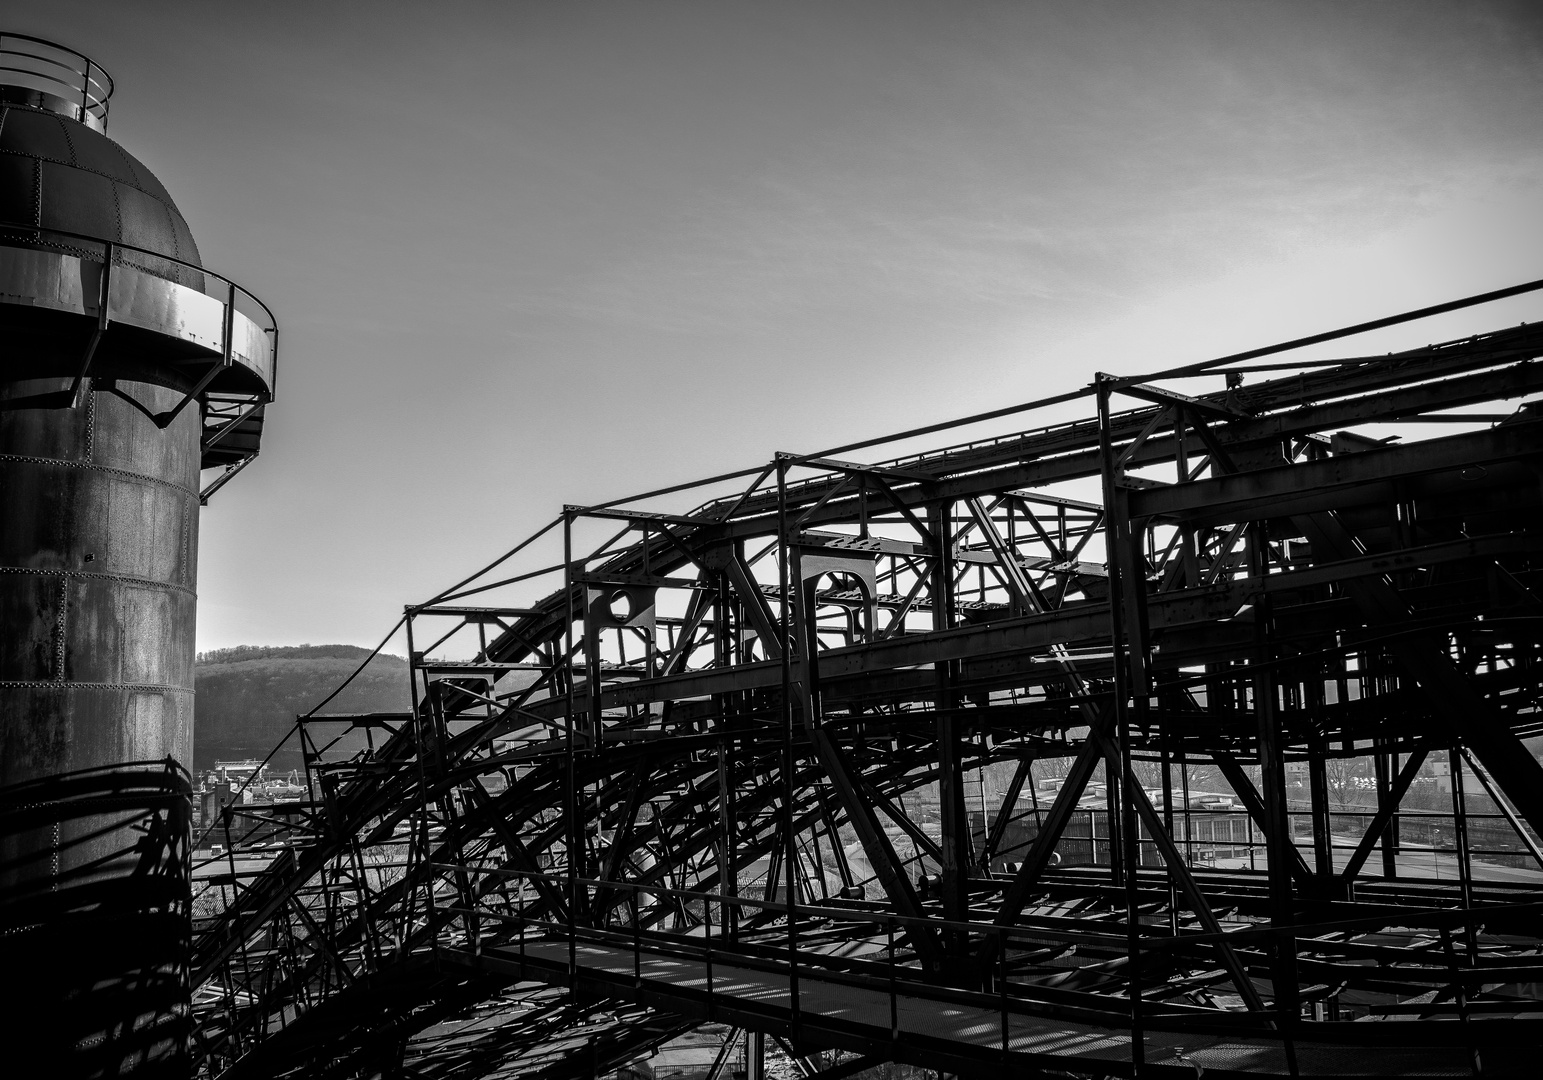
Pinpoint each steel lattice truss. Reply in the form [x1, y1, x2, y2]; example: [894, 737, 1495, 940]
[191, 298, 1543, 1079]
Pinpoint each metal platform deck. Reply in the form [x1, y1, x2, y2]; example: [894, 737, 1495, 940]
[463, 938, 1497, 1078]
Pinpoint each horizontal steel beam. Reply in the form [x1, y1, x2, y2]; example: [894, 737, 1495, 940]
[1127, 420, 1543, 523]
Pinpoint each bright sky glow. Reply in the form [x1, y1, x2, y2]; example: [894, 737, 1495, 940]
[18, 1, 1543, 649]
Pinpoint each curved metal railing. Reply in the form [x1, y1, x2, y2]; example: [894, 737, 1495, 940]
[0, 218, 279, 397]
[0, 32, 112, 132]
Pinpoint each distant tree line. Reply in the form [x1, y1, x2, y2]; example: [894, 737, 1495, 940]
[196, 644, 399, 665]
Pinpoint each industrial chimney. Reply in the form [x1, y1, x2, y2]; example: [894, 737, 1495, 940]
[0, 34, 275, 1075]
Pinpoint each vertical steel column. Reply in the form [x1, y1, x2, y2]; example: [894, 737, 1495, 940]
[1095, 376, 1144, 1073]
[1180, 749, 1193, 867]
[930, 501, 973, 937]
[712, 563, 736, 939]
[1116, 506, 1154, 879]
[1172, 407, 1200, 587]
[1374, 739, 1397, 880]
[1249, 520, 1301, 1039]
[718, 747, 736, 940]
[425, 680, 476, 954]
[1160, 695, 1179, 933]
[775, 456, 800, 1036]
[1388, 743, 1402, 873]
[403, 611, 437, 964]
[563, 512, 579, 979]
[1307, 724, 1334, 881]
[1449, 747, 1476, 963]
[747, 1031, 765, 1080]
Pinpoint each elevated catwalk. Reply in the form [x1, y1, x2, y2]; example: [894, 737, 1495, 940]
[192, 287, 1543, 1079]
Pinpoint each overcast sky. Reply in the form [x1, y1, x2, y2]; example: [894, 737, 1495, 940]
[16, 1, 1543, 650]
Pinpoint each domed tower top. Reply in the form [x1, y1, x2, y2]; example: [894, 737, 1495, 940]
[0, 34, 202, 279]
[0, 32, 273, 481]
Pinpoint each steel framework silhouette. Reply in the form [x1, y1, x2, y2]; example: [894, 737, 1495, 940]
[191, 286, 1543, 1079]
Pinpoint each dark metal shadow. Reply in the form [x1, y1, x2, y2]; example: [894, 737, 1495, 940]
[0, 759, 192, 1079]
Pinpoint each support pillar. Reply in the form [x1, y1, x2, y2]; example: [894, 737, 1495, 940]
[1250, 522, 1300, 1031]
[747, 1031, 765, 1080]
[931, 503, 973, 936]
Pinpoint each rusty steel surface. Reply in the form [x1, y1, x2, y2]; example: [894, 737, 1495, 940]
[186, 288, 1543, 1078]
[0, 377, 201, 781]
[0, 36, 274, 1079]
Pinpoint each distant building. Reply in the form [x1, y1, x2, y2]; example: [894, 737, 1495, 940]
[211, 759, 268, 785]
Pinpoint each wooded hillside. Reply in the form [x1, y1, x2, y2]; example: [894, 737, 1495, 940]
[193, 645, 409, 770]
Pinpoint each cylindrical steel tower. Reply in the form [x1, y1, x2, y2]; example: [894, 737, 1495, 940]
[0, 34, 274, 1076]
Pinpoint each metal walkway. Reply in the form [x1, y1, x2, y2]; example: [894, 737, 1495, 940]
[458, 938, 1492, 1078]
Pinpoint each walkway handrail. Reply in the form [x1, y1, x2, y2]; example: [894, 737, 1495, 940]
[433, 860, 1543, 960]
[0, 217, 279, 387]
[0, 33, 112, 130]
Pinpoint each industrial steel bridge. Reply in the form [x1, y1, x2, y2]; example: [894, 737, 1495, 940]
[190, 285, 1543, 1079]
